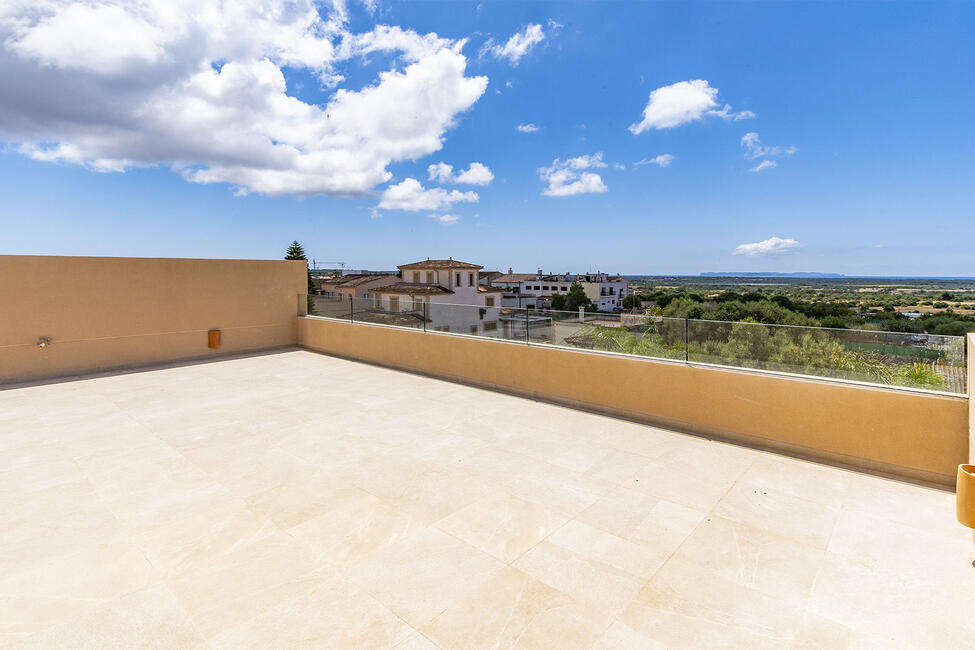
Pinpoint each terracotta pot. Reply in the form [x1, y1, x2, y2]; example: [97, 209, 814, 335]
[958, 464, 975, 529]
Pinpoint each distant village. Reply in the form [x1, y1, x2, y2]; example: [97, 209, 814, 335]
[311, 258, 630, 313]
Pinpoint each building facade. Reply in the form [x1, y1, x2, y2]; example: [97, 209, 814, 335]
[319, 273, 397, 300]
[491, 270, 629, 311]
[369, 259, 505, 336]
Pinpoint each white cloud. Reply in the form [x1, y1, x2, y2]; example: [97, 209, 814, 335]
[0, 1, 488, 198]
[378, 178, 478, 211]
[629, 80, 754, 133]
[634, 154, 675, 168]
[741, 132, 797, 160]
[426, 161, 493, 185]
[427, 162, 454, 184]
[481, 20, 559, 65]
[516, 123, 539, 133]
[427, 213, 459, 225]
[613, 162, 626, 170]
[538, 153, 608, 197]
[455, 162, 494, 185]
[732, 237, 801, 256]
[750, 160, 777, 172]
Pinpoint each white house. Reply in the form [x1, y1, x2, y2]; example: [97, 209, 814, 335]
[370, 258, 505, 336]
[491, 270, 629, 311]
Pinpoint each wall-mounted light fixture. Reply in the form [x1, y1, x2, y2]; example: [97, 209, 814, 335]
[37, 337, 51, 349]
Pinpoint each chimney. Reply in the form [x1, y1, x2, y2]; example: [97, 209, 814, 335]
[508, 267, 512, 274]
[537, 268, 542, 275]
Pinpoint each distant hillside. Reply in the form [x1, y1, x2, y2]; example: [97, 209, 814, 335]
[699, 272, 847, 278]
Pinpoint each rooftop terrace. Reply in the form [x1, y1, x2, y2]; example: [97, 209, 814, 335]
[3, 350, 973, 648]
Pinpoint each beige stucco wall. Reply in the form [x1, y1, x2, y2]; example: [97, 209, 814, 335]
[969, 334, 975, 464]
[1, 255, 306, 383]
[299, 316, 970, 485]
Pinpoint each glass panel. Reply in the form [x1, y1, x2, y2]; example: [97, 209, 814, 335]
[305, 294, 350, 320]
[350, 296, 424, 329]
[532, 308, 688, 360]
[300, 294, 966, 395]
[686, 320, 966, 393]
[426, 302, 520, 341]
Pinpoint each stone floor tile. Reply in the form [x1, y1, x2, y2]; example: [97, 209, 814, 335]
[713, 480, 839, 550]
[343, 526, 505, 628]
[513, 539, 643, 626]
[435, 492, 568, 563]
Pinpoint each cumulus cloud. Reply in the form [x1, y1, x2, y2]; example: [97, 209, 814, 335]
[427, 213, 459, 225]
[538, 153, 608, 197]
[733, 237, 801, 256]
[378, 178, 478, 211]
[750, 160, 777, 173]
[515, 123, 539, 133]
[741, 132, 797, 160]
[427, 161, 494, 185]
[481, 20, 559, 65]
[629, 80, 754, 133]
[634, 154, 675, 168]
[0, 1, 488, 198]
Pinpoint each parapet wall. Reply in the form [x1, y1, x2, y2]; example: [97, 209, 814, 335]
[300, 316, 969, 486]
[0, 255, 306, 383]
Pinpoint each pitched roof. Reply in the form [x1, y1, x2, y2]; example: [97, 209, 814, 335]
[492, 273, 537, 283]
[398, 259, 482, 270]
[374, 283, 453, 295]
[321, 273, 392, 288]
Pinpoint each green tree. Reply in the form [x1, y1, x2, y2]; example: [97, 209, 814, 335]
[551, 293, 567, 310]
[284, 240, 306, 260]
[284, 240, 319, 296]
[564, 282, 593, 312]
[285, 240, 318, 315]
[622, 294, 642, 309]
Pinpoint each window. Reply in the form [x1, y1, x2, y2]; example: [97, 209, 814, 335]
[561, 286, 568, 292]
[485, 296, 495, 307]
[470, 325, 478, 335]
[534, 285, 541, 290]
[469, 272, 474, 286]
[412, 272, 420, 282]
[456, 273, 461, 286]
[542, 285, 549, 291]
[484, 321, 497, 332]
[389, 296, 399, 312]
[426, 271, 434, 283]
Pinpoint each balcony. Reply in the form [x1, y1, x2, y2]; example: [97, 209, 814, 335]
[2, 255, 974, 647]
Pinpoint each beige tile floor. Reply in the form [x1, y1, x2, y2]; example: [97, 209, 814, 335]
[1, 349, 973, 648]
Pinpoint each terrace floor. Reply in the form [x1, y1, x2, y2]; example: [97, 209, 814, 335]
[1, 349, 973, 648]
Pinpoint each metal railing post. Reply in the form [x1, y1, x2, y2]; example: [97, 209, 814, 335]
[684, 318, 689, 362]
[423, 302, 427, 332]
[349, 295, 354, 322]
[525, 307, 530, 344]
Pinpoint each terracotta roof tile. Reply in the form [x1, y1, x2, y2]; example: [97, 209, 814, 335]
[398, 259, 482, 270]
[374, 283, 454, 295]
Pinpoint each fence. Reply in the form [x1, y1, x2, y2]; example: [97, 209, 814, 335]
[300, 296, 967, 395]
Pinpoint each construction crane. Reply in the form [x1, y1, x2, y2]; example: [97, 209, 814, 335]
[313, 260, 346, 272]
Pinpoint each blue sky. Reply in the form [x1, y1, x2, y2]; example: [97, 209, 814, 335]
[1, 1, 973, 276]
